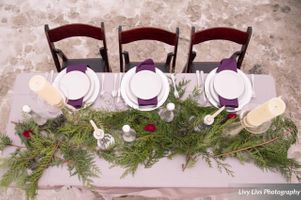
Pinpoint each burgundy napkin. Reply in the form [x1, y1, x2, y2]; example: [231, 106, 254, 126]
[135, 59, 158, 106]
[66, 64, 88, 108]
[216, 58, 239, 108]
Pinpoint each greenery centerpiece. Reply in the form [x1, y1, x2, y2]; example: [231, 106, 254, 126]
[0, 80, 300, 199]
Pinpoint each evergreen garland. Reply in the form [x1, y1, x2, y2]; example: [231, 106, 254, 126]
[0, 80, 300, 199]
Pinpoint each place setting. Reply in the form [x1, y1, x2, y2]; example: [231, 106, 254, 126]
[204, 57, 253, 113]
[52, 64, 100, 109]
[120, 59, 170, 111]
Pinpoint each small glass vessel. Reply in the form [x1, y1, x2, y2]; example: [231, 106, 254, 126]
[122, 125, 136, 142]
[159, 103, 175, 122]
[189, 116, 208, 132]
[97, 134, 115, 150]
[22, 105, 47, 125]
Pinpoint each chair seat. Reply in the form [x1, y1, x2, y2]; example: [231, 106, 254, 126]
[190, 62, 220, 73]
[63, 58, 107, 72]
[126, 62, 170, 72]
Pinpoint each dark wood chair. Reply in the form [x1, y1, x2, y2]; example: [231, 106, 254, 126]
[184, 26, 252, 73]
[45, 23, 111, 72]
[118, 26, 179, 73]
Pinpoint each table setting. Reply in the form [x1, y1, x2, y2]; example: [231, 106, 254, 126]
[0, 58, 300, 200]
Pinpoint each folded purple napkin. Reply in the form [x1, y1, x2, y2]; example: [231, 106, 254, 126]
[136, 59, 156, 73]
[66, 64, 88, 108]
[135, 59, 158, 107]
[216, 58, 239, 108]
[66, 64, 87, 73]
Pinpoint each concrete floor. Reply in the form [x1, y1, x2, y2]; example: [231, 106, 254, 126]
[0, 0, 300, 199]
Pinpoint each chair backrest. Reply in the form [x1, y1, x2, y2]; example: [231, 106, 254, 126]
[186, 26, 252, 72]
[45, 23, 109, 72]
[118, 26, 179, 72]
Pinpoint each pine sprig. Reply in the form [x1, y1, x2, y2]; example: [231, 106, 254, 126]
[0, 133, 12, 151]
[60, 142, 100, 184]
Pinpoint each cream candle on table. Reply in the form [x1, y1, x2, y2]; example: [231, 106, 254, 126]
[244, 97, 286, 127]
[29, 75, 64, 108]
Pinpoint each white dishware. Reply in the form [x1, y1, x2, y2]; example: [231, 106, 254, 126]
[130, 70, 162, 100]
[171, 74, 179, 98]
[204, 68, 252, 112]
[53, 67, 100, 106]
[125, 73, 166, 105]
[213, 70, 245, 99]
[59, 71, 91, 100]
[120, 67, 170, 111]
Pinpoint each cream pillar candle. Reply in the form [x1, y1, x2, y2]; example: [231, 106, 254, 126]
[244, 97, 286, 127]
[29, 75, 64, 108]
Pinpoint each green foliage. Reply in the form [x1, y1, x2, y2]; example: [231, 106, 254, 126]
[0, 81, 300, 199]
[60, 142, 100, 184]
[0, 133, 12, 150]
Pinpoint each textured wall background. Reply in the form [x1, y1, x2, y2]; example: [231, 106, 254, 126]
[0, 0, 300, 199]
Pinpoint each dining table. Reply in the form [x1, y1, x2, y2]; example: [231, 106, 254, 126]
[2, 72, 295, 198]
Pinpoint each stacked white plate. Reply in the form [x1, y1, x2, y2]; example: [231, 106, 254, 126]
[53, 67, 100, 108]
[204, 68, 252, 112]
[121, 67, 170, 111]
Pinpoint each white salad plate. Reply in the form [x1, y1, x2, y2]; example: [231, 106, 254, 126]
[53, 67, 100, 106]
[59, 71, 90, 100]
[205, 68, 252, 112]
[130, 70, 162, 100]
[121, 67, 169, 111]
[213, 70, 245, 99]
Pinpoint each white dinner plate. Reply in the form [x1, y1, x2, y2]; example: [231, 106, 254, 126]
[205, 68, 252, 112]
[53, 67, 100, 106]
[213, 70, 245, 99]
[130, 70, 162, 100]
[121, 67, 170, 111]
[59, 71, 90, 100]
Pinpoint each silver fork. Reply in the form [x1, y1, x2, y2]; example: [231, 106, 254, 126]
[251, 74, 256, 98]
[171, 74, 179, 98]
[111, 74, 118, 98]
